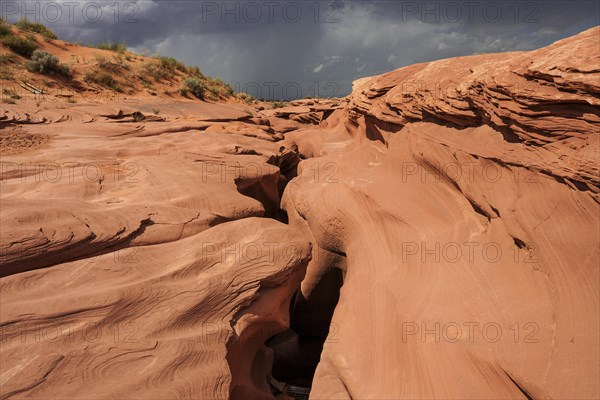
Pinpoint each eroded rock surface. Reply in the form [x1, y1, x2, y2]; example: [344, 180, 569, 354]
[1, 27, 599, 400]
[1, 218, 310, 399]
[0, 98, 313, 399]
[283, 26, 599, 399]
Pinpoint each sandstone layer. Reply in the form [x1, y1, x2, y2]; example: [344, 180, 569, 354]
[283, 27, 599, 400]
[1, 26, 599, 400]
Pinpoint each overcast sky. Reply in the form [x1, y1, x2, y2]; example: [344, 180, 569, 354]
[2, 1, 599, 99]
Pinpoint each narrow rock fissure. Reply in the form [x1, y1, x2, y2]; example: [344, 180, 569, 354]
[234, 146, 300, 223]
[267, 267, 344, 399]
[505, 372, 534, 400]
[233, 155, 345, 399]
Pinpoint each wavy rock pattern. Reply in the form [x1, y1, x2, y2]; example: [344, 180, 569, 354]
[1, 218, 310, 399]
[282, 27, 599, 399]
[0, 98, 311, 399]
[1, 27, 599, 400]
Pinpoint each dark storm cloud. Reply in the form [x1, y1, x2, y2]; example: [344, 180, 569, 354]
[2, 1, 599, 99]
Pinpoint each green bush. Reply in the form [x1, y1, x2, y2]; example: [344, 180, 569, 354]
[139, 61, 169, 82]
[0, 35, 38, 57]
[26, 50, 71, 76]
[132, 111, 145, 122]
[191, 77, 234, 99]
[208, 84, 233, 97]
[236, 92, 254, 104]
[181, 77, 206, 99]
[137, 56, 187, 83]
[15, 17, 58, 40]
[155, 56, 187, 73]
[97, 41, 127, 53]
[0, 19, 12, 36]
[187, 65, 204, 78]
[214, 81, 234, 96]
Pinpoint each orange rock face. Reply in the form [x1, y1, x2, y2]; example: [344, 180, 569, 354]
[1, 27, 599, 399]
[0, 98, 313, 398]
[283, 27, 599, 399]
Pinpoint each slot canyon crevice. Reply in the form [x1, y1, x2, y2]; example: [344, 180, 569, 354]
[0, 23, 598, 400]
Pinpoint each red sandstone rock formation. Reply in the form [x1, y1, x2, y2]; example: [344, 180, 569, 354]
[283, 26, 599, 399]
[1, 26, 598, 400]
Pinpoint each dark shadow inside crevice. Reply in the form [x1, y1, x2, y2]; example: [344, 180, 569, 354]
[234, 148, 299, 222]
[234, 175, 281, 219]
[256, 146, 343, 398]
[266, 267, 344, 398]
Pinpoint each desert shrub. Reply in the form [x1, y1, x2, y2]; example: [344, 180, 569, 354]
[208, 84, 233, 97]
[132, 111, 145, 122]
[93, 53, 127, 72]
[85, 71, 122, 92]
[0, 19, 12, 36]
[155, 56, 187, 73]
[0, 52, 17, 64]
[0, 35, 38, 57]
[26, 50, 71, 76]
[136, 56, 187, 83]
[187, 65, 204, 78]
[181, 77, 205, 99]
[137, 61, 168, 82]
[204, 77, 234, 98]
[236, 92, 254, 104]
[15, 17, 57, 40]
[97, 41, 127, 53]
[271, 101, 286, 109]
